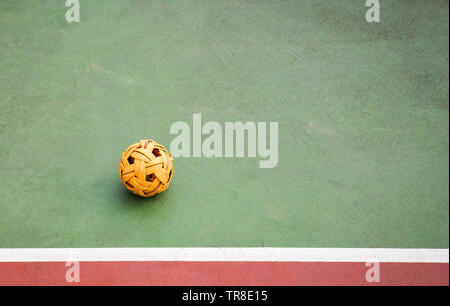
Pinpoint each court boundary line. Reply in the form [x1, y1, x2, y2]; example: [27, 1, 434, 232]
[0, 248, 448, 263]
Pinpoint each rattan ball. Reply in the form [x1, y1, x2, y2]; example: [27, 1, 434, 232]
[119, 139, 174, 197]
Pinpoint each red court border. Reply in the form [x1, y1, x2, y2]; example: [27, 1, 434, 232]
[0, 262, 448, 286]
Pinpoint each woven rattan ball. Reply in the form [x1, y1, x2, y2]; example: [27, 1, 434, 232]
[119, 139, 174, 197]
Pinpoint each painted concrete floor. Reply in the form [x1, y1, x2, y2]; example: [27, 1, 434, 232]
[0, 0, 448, 249]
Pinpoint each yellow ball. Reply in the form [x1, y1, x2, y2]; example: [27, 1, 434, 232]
[119, 139, 174, 197]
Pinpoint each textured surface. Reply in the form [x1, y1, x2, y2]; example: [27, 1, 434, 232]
[0, 0, 448, 248]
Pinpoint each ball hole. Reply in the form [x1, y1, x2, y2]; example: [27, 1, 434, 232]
[127, 156, 135, 164]
[146, 174, 155, 182]
[152, 149, 161, 157]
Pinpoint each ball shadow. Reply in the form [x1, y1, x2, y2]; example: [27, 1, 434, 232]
[114, 180, 163, 206]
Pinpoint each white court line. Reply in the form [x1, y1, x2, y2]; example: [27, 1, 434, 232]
[0, 248, 448, 263]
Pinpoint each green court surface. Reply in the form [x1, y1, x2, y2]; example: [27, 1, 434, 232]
[0, 0, 448, 249]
